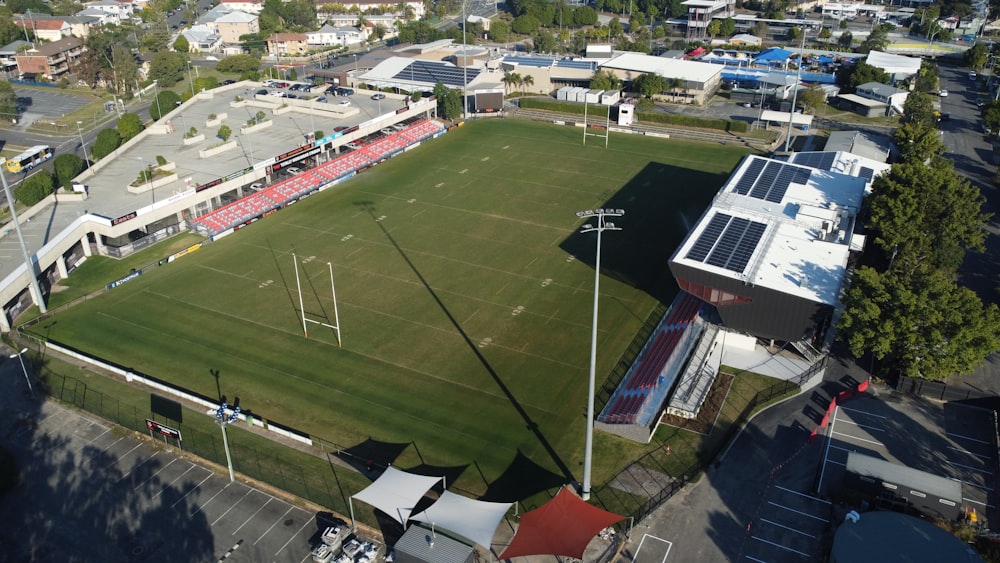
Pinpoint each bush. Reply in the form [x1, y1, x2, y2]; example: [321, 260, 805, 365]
[116, 112, 145, 142]
[314, 130, 324, 139]
[155, 155, 167, 166]
[217, 54, 261, 74]
[184, 127, 198, 139]
[637, 111, 747, 132]
[92, 128, 121, 160]
[150, 90, 181, 121]
[217, 125, 232, 141]
[14, 169, 54, 206]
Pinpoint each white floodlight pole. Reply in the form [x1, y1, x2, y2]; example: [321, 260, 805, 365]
[10, 347, 33, 398]
[576, 208, 624, 501]
[328, 262, 342, 347]
[0, 161, 46, 314]
[462, 0, 469, 120]
[76, 120, 89, 169]
[784, 27, 806, 152]
[216, 403, 240, 482]
[294, 253, 308, 337]
[220, 418, 234, 481]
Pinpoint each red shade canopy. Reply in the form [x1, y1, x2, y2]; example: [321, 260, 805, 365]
[499, 487, 625, 560]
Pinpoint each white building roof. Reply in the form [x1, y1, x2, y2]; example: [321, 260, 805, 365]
[600, 52, 723, 82]
[682, 0, 728, 7]
[865, 50, 922, 77]
[672, 155, 868, 305]
[215, 10, 257, 23]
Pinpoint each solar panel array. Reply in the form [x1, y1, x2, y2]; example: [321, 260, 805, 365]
[504, 56, 556, 68]
[791, 152, 837, 171]
[556, 59, 597, 71]
[685, 212, 768, 273]
[731, 159, 810, 203]
[392, 60, 482, 87]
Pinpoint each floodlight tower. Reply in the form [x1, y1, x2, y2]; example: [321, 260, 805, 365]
[216, 402, 242, 482]
[0, 159, 47, 314]
[576, 208, 624, 501]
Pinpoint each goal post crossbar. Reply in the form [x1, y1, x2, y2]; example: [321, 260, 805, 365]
[293, 253, 342, 346]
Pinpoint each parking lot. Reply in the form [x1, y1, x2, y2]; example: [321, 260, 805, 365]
[13, 87, 92, 130]
[743, 484, 831, 562]
[0, 371, 350, 562]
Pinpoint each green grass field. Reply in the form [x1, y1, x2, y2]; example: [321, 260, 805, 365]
[28, 119, 751, 496]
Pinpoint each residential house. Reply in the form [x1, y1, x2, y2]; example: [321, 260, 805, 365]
[267, 33, 309, 55]
[307, 24, 365, 47]
[181, 25, 223, 53]
[0, 40, 32, 72]
[76, 7, 126, 25]
[832, 81, 908, 117]
[83, 0, 134, 20]
[219, 0, 264, 14]
[13, 18, 72, 42]
[213, 11, 259, 44]
[15, 36, 86, 79]
[682, 0, 736, 38]
[325, 13, 399, 31]
[317, 0, 424, 19]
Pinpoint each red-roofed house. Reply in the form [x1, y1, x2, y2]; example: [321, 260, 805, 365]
[14, 19, 72, 42]
[267, 33, 308, 55]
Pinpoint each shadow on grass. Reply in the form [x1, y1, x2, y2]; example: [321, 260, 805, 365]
[353, 200, 575, 486]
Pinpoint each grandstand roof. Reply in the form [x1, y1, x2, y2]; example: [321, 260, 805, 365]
[670, 155, 867, 305]
[360, 56, 485, 89]
[600, 53, 723, 83]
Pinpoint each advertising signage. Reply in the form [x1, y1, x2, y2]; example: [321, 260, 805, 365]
[146, 419, 182, 441]
[195, 166, 253, 193]
[273, 145, 321, 170]
[112, 211, 138, 226]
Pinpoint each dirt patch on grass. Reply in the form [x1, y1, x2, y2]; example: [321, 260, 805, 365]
[659, 371, 735, 435]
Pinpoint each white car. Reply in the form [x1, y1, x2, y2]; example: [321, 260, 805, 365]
[206, 56, 218, 61]
[338, 100, 351, 106]
[939, 89, 948, 97]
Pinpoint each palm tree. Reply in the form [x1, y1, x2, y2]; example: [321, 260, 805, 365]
[522, 74, 534, 93]
[505, 72, 522, 94]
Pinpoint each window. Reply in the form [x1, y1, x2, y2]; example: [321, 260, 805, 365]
[677, 278, 751, 307]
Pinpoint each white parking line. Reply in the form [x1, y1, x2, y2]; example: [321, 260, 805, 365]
[276, 517, 314, 556]
[233, 497, 273, 535]
[153, 463, 196, 499]
[751, 536, 810, 557]
[948, 432, 992, 445]
[255, 506, 295, 546]
[118, 450, 159, 482]
[213, 489, 255, 526]
[949, 446, 992, 460]
[832, 431, 884, 446]
[826, 459, 846, 466]
[949, 477, 993, 492]
[745, 557, 768, 563]
[134, 457, 177, 490]
[839, 406, 887, 418]
[963, 497, 997, 508]
[947, 460, 991, 475]
[767, 502, 829, 522]
[774, 485, 832, 504]
[192, 481, 232, 516]
[116, 443, 145, 462]
[838, 419, 884, 432]
[172, 472, 215, 507]
[759, 518, 815, 538]
[631, 534, 672, 563]
[830, 445, 858, 453]
[818, 405, 839, 492]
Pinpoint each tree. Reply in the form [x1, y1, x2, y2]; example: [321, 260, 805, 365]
[858, 26, 890, 54]
[53, 154, 86, 190]
[92, 128, 122, 160]
[818, 27, 832, 42]
[590, 70, 622, 91]
[984, 100, 1000, 135]
[786, 26, 801, 41]
[150, 89, 181, 121]
[0, 80, 15, 123]
[707, 19, 721, 38]
[217, 54, 261, 74]
[899, 90, 936, 128]
[837, 30, 853, 49]
[116, 113, 145, 142]
[192, 76, 219, 93]
[502, 72, 520, 94]
[634, 72, 666, 97]
[573, 6, 597, 26]
[964, 42, 989, 70]
[173, 34, 190, 53]
[835, 60, 889, 93]
[608, 17, 623, 39]
[892, 121, 944, 162]
[512, 14, 541, 34]
[149, 51, 188, 86]
[534, 30, 556, 53]
[373, 23, 388, 40]
[218, 125, 232, 141]
[797, 85, 826, 113]
[719, 18, 736, 37]
[14, 169, 54, 206]
[489, 20, 509, 42]
[522, 74, 534, 92]
[442, 87, 463, 120]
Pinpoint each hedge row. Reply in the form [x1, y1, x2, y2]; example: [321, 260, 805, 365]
[637, 111, 748, 133]
[519, 97, 748, 133]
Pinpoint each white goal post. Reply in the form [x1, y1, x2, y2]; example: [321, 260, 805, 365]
[293, 253, 342, 346]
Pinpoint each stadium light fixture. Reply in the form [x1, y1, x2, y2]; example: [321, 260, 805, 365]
[576, 208, 624, 501]
[10, 347, 33, 398]
[76, 121, 89, 170]
[0, 159, 47, 314]
[784, 27, 807, 153]
[216, 402, 242, 482]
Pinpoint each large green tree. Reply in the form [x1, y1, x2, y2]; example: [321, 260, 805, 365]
[117, 113, 145, 142]
[150, 89, 181, 121]
[92, 128, 122, 160]
[892, 121, 944, 163]
[0, 80, 15, 123]
[53, 154, 86, 190]
[835, 60, 890, 93]
[148, 51, 189, 87]
[217, 54, 261, 74]
[634, 72, 666, 97]
[899, 90, 937, 128]
[14, 169, 54, 206]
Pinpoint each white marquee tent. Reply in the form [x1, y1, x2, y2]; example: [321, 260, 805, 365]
[409, 491, 513, 549]
[350, 466, 443, 524]
[864, 51, 921, 80]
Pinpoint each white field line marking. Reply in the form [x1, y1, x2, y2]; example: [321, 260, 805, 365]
[759, 518, 816, 538]
[212, 488, 254, 526]
[767, 502, 829, 522]
[837, 419, 884, 432]
[153, 463, 196, 499]
[948, 432, 992, 445]
[751, 536, 809, 557]
[774, 485, 832, 504]
[276, 517, 314, 557]
[818, 405, 839, 492]
[831, 431, 884, 446]
[947, 460, 991, 474]
[255, 506, 295, 546]
[233, 497, 273, 535]
[839, 406, 887, 419]
[134, 457, 177, 490]
[172, 472, 215, 507]
[631, 534, 672, 563]
[949, 446, 992, 460]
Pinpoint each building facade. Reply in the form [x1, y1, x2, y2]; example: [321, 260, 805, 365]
[15, 36, 86, 79]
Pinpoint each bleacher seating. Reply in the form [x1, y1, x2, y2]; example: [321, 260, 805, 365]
[599, 390, 648, 424]
[191, 119, 445, 235]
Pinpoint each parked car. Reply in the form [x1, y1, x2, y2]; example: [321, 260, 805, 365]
[255, 89, 268, 95]
[249, 182, 264, 191]
[222, 79, 236, 85]
[286, 166, 303, 175]
[370, 93, 385, 100]
[262, 80, 278, 87]
[337, 88, 354, 96]
[939, 89, 948, 97]
[338, 100, 351, 106]
[275, 82, 289, 88]
[316, 96, 328, 102]
[290, 84, 304, 91]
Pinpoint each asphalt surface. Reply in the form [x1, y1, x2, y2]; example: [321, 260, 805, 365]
[0, 345, 359, 563]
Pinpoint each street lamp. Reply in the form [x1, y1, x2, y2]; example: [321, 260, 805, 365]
[576, 207, 624, 501]
[0, 159, 47, 314]
[10, 347, 33, 398]
[215, 402, 242, 482]
[187, 61, 196, 98]
[76, 120, 89, 170]
[784, 27, 807, 152]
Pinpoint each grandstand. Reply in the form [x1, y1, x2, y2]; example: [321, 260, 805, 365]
[595, 293, 706, 441]
[190, 119, 444, 236]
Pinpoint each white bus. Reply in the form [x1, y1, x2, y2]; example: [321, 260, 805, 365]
[5, 145, 54, 174]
